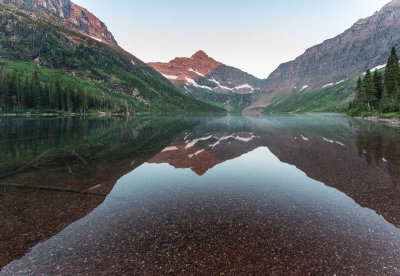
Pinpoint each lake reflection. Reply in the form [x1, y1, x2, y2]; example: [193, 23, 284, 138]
[1, 114, 400, 275]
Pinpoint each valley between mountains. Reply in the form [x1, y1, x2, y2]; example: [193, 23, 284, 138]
[1, 0, 400, 114]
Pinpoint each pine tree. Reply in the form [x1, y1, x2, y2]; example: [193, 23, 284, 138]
[54, 79, 62, 110]
[65, 85, 73, 112]
[43, 83, 50, 108]
[380, 86, 391, 113]
[22, 77, 30, 108]
[0, 71, 4, 111]
[10, 71, 19, 109]
[384, 47, 400, 95]
[363, 69, 377, 110]
[31, 67, 41, 110]
[83, 89, 89, 113]
[354, 77, 365, 109]
[0, 69, 9, 110]
[373, 70, 384, 100]
[49, 81, 57, 109]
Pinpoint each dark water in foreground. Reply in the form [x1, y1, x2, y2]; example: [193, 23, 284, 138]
[0, 114, 400, 275]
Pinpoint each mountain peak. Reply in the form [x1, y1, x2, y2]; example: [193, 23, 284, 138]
[0, 0, 118, 45]
[149, 52, 260, 96]
[191, 50, 209, 59]
[148, 51, 222, 85]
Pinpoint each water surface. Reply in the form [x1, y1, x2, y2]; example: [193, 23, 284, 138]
[1, 114, 400, 275]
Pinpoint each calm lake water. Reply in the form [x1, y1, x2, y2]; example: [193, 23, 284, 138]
[1, 114, 400, 275]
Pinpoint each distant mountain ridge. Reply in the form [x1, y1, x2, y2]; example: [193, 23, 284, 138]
[150, 0, 400, 113]
[263, 0, 400, 92]
[0, 0, 117, 45]
[149, 50, 261, 95]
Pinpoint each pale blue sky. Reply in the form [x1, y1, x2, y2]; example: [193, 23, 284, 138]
[74, 0, 391, 78]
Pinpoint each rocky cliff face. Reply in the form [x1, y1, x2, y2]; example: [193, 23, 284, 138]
[149, 51, 261, 94]
[0, 0, 117, 45]
[263, 0, 400, 92]
[149, 51, 222, 86]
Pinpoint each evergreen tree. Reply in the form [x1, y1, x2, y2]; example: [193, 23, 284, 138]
[22, 77, 30, 108]
[354, 77, 365, 109]
[43, 83, 50, 108]
[65, 85, 73, 112]
[384, 47, 400, 95]
[380, 86, 391, 113]
[31, 67, 41, 110]
[83, 89, 89, 113]
[363, 69, 377, 110]
[49, 81, 57, 109]
[373, 70, 384, 100]
[0, 66, 128, 113]
[54, 79, 63, 110]
[9, 71, 19, 109]
[0, 69, 9, 110]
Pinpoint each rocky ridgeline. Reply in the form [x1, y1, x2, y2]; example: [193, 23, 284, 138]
[263, 0, 400, 92]
[0, 0, 117, 45]
[149, 50, 261, 94]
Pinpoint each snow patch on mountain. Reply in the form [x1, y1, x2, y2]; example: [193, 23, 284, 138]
[361, 64, 385, 75]
[184, 86, 191, 93]
[336, 141, 345, 147]
[185, 78, 213, 91]
[234, 84, 254, 91]
[90, 36, 102, 42]
[209, 78, 234, 91]
[188, 68, 205, 77]
[162, 74, 178, 80]
[371, 64, 386, 71]
[301, 135, 309, 141]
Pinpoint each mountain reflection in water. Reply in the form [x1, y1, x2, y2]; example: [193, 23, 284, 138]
[1, 114, 400, 275]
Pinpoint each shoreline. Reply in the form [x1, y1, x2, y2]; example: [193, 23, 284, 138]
[0, 111, 226, 117]
[355, 116, 400, 126]
[0, 112, 130, 117]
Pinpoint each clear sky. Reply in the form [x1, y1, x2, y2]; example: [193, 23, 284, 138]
[74, 0, 391, 78]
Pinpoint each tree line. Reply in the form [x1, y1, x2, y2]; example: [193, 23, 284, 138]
[349, 47, 400, 114]
[0, 67, 130, 113]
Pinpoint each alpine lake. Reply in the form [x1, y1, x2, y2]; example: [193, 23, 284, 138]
[1, 114, 400, 275]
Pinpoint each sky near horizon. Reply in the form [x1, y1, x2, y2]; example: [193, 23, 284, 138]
[74, 0, 391, 78]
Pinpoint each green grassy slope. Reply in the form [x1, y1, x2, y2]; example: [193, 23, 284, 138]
[0, 4, 223, 114]
[263, 77, 358, 114]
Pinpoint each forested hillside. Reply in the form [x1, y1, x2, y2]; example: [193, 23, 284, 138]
[349, 47, 400, 117]
[0, 3, 223, 114]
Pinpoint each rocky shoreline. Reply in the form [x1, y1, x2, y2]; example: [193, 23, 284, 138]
[356, 116, 400, 126]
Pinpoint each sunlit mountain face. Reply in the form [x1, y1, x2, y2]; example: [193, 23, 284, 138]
[1, 114, 400, 274]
